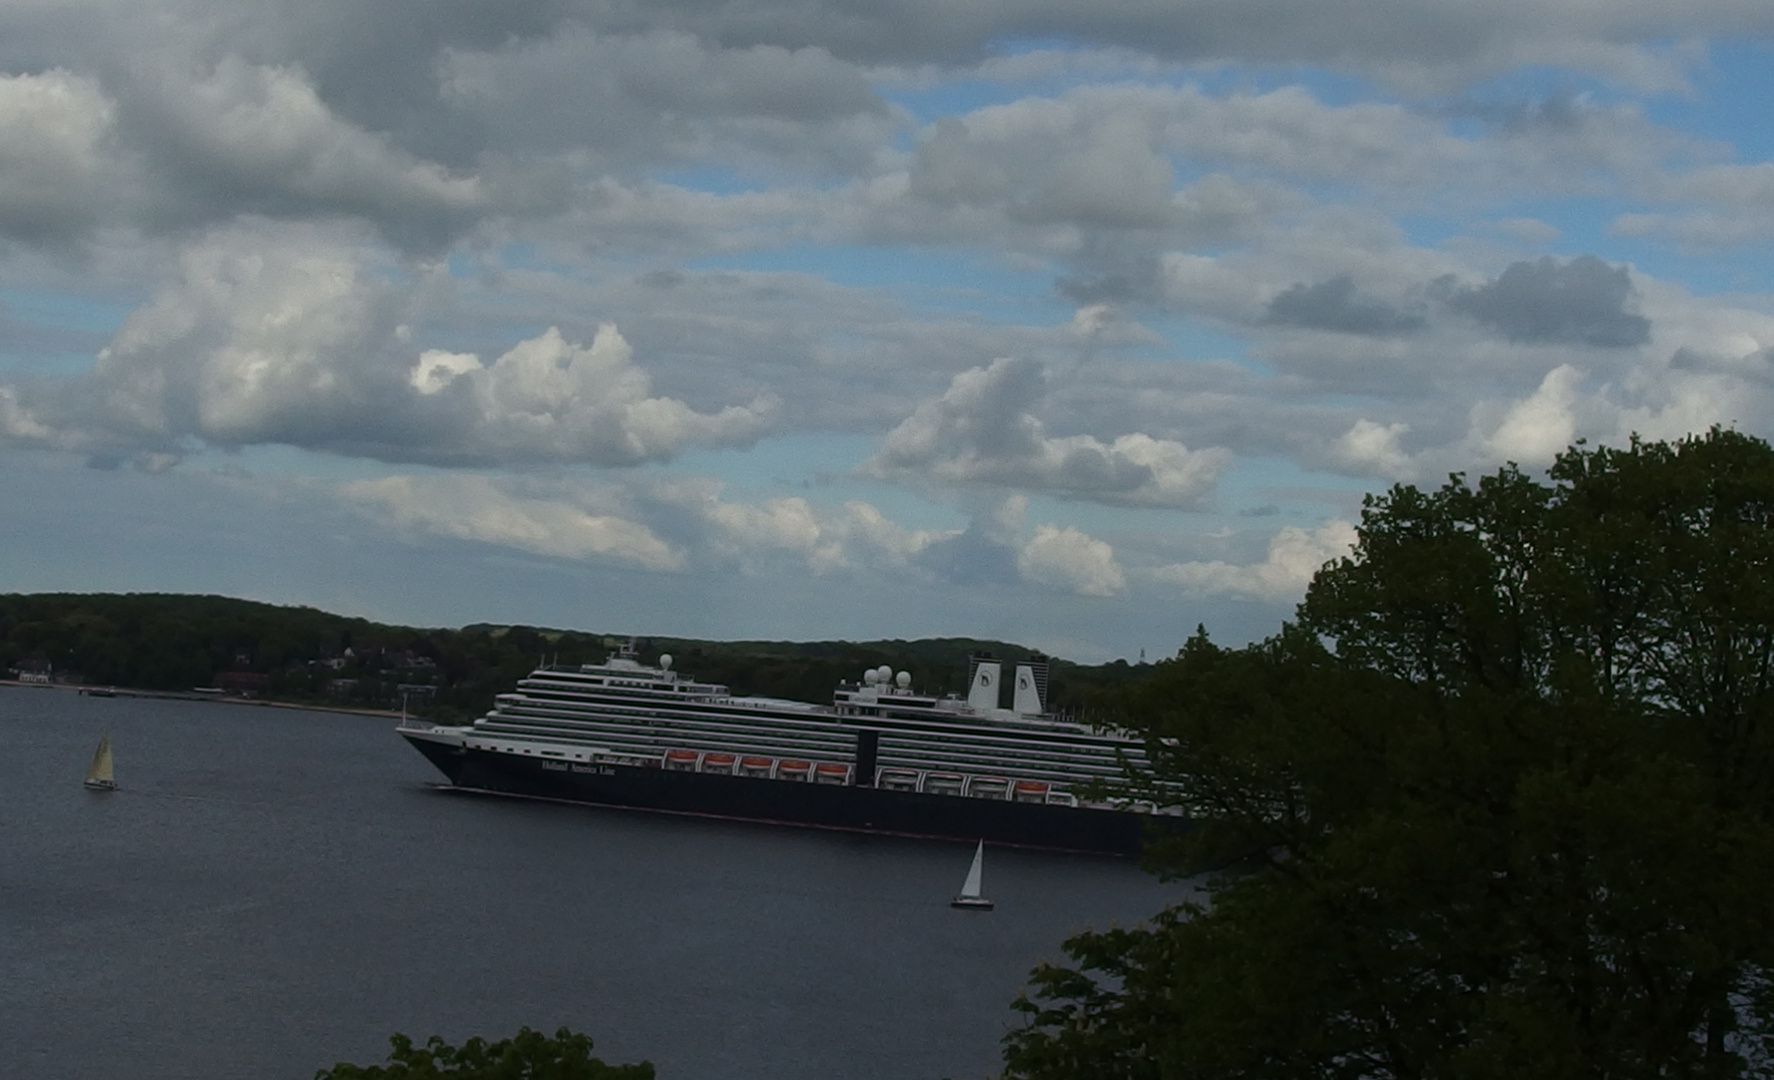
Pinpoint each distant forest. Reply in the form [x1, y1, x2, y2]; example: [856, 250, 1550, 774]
[0, 593, 1155, 721]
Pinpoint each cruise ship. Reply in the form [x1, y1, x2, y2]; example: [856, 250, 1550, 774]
[399, 644, 1180, 854]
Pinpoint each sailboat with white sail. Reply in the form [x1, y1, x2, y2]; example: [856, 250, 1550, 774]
[950, 839, 993, 910]
[83, 733, 117, 791]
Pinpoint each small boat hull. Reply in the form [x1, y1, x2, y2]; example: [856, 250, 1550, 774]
[949, 896, 994, 910]
[83, 778, 118, 791]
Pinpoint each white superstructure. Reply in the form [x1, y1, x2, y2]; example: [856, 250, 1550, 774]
[404, 644, 1162, 810]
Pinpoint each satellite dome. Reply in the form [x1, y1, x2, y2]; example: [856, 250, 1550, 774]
[658, 654, 673, 671]
[877, 665, 892, 682]
[896, 671, 911, 689]
[863, 669, 879, 685]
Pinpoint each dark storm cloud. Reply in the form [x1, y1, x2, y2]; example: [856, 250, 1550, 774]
[1446, 255, 1650, 348]
[1265, 275, 1426, 335]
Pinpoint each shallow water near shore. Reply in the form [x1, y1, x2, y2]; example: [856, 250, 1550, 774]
[1, 687, 1181, 1080]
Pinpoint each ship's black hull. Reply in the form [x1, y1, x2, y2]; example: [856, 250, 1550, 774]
[404, 734, 1168, 855]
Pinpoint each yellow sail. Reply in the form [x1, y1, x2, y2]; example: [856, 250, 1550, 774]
[83, 733, 116, 789]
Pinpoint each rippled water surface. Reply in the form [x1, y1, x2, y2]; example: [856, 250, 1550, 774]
[1, 688, 1181, 1080]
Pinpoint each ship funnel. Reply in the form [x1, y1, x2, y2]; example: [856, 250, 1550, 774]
[966, 657, 1001, 712]
[1012, 660, 1049, 717]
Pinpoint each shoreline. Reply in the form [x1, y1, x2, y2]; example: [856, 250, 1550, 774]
[0, 679, 407, 720]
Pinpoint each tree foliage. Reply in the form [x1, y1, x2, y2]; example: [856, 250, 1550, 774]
[314, 1026, 653, 1080]
[1005, 429, 1774, 1080]
[0, 593, 1139, 718]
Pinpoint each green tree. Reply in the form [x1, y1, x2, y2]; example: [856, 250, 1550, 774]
[1004, 429, 1774, 1080]
[315, 1026, 653, 1079]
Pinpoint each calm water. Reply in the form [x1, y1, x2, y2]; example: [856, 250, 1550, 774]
[1, 688, 1182, 1080]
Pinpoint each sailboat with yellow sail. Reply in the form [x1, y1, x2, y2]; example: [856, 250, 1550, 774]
[83, 733, 117, 791]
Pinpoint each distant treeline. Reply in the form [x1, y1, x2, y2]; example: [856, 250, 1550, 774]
[0, 592, 1153, 720]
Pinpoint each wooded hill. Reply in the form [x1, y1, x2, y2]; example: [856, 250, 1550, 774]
[0, 592, 1152, 721]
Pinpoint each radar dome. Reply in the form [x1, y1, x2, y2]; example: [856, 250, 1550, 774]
[877, 665, 893, 682]
[658, 654, 673, 671]
[863, 669, 879, 685]
[895, 671, 911, 689]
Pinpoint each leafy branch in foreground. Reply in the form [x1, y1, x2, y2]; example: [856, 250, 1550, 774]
[1006, 428, 1774, 1080]
[315, 1026, 653, 1080]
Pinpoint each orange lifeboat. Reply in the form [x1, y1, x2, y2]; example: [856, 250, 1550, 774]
[701, 752, 737, 774]
[776, 760, 812, 781]
[1012, 779, 1049, 803]
[813, 762, 850, 785]
[739, 755, 774, 777]
[663, 748, 699, 771]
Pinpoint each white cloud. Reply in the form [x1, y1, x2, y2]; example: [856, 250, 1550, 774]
[86, 220, 405, 447]
[337, 468, 963, 579]
[656, 478, 955, 574]
[1018, 523, 1126, 596]
[1152, 520, 1357, 601]
[1017, 112, 1177, 229]
[840, 500, 953, 565]
[0, 68, 123, 241]
[0, 386, 57, 443]
[342, 474, 683, 570]
[1611, 163, 1774, 248]
[1331, 419, 1414, 480]
[1482, 364, 1582, 464]
[5, 0, 1774, 666]
[411, 323, 777, 465]
[0, 222, 777, 467]
[147, 58, 485, 235]
[865, 357, 1229, 507]
[409, 350, 483, 395]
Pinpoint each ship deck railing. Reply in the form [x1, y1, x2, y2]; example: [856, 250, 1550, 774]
[499, 687, 1131, 743]
[455, 731, 1184, 812]
[479, 708, 1136, 770]
[475, 708, 1141, 777]
[468, 724, 1132, 787]
[486, 694, 1144, 755]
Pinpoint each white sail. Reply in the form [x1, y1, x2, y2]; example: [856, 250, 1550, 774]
[84, 733, 115, 789]
[959, 840, 984, 899]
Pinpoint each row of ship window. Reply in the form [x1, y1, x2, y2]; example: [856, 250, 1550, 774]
[470, 735, 1174, 814]
[482, 705, 1135, 783]
[659, 747, 1091, 807]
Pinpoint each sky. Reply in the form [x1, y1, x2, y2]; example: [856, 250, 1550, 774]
[3, 2, 1774, 663]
